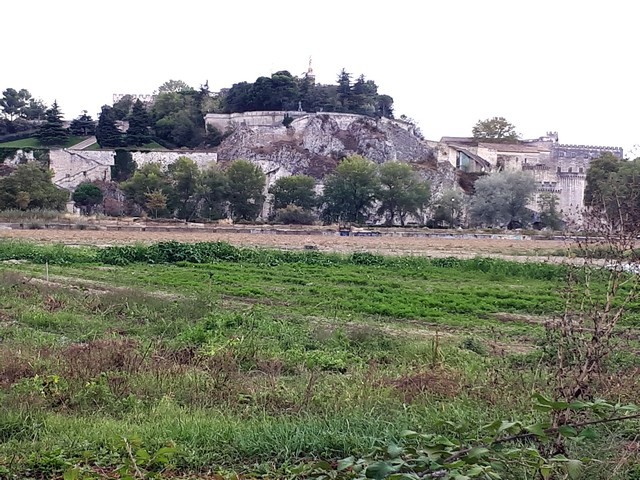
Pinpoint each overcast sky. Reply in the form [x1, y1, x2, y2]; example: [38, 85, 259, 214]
[3, 0, 638, 155]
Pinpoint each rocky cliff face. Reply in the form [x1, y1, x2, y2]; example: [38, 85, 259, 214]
[216, 113, 456, 195]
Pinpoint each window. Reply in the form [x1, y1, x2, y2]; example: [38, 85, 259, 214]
[579, 167, 584, 173]
[568, 167, 573, 173]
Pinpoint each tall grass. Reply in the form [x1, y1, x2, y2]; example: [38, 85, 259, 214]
[0, 209, 67, 222]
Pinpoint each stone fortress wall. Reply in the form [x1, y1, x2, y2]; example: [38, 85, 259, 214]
[204, 111, 418, 136]
[0, 148, 219, 192]
[437, 132, 623, 221]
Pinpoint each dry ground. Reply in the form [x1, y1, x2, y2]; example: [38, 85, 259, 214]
[0, 227, 570, 259]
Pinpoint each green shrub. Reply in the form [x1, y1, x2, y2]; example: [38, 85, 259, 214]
[273, 205, 316, 225]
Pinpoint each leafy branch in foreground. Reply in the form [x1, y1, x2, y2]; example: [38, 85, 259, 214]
[307, 396, 639, 479]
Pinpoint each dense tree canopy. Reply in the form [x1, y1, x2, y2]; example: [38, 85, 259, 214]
[0, 164, 69, 210]
[1, 88, 31, 121]
[151, 89, 204, 148]
[69, 111, 96, 136]
[585, 153, 640, 227]
[378, 161, 430, 226]
[322, 155, 380, 223]
[168, 156, 200, 219]
[469, 171, 535, 227]
[269, 174, 317, 211]
[472, 117, 519, 141]
[121, 162, 173, 216]
[225, 160, 266, 221]
[198, 166, 228, 220]
[220, 69, 393, 118]
[72, 182, 103, 214]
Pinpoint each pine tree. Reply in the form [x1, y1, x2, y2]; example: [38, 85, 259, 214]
[126, 99, 151, 146]
[95, 105, 123, 148]
[69, 111, 96, 136]
[37, 101, 69, 146]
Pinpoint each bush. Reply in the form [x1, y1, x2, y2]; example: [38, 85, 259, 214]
[273, 205, 316, 225]
[459, 337, 487, 355]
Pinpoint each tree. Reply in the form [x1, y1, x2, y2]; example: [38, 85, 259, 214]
[469, 171, 535, 227]
[0, 88, 31, 121]
[37, 101, 69, 146]
[121, 162, 174, 216]
[268, 71, 299, 110]
[112, 95, 135, 120]
[351, 75, 378, 116]
[336, 68, 352, 110]
[225, 160, 266, 221]
[585, 154, 640, 228]
[111, 150, 136, 181]
[156, 79, 193, 94]
[433, 189, 465, 228]
[154, 110, 201, 148]
[168, 156, 201, 219]
[95, 105, 123, 148]
[72, 182, 103, 214]
[269, 174, 317, 211]
[537, 193, 563, 230]
[0, 164, 69, 210]
[68, 111, 96, 136]
[145, 189, 168, 218]
[377, 162, 430, 226]
[221, 81, 254, 113]
[322, 155, 380, 223]
[472, 116, 519, 141]
[151, 91, 204, 148]
[198, 166, 228, 220]
[21, 98, 47, 121]
[126, 99, 151, 146]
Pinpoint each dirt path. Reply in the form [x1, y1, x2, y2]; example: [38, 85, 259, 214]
[1, 228, 571, 259]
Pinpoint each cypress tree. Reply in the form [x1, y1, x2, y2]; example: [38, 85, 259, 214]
[126, 99, 151, 146]
[37, 101, 69, 146]
[95, 105, 123, 148]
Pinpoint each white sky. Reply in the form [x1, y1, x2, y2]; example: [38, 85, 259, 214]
[3, 0, 638, 155]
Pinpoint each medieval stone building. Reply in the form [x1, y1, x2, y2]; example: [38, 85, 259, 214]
[436, 133, 623, 220]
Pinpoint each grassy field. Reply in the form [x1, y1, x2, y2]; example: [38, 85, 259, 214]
[0, 240, 638, 479]
[0, 136, 89, 149]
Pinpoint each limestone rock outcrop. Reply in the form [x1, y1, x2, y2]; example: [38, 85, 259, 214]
[216, 113, 456, 194]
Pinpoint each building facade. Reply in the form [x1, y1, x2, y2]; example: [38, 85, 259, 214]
[437, 133, 623, 221]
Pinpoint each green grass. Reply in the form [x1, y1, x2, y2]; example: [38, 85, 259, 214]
[0, 240, 638, 478]
[85, 140, 167, 151]
[0, 135, 88, 148]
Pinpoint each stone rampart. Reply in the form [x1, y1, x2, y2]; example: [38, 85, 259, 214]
[132, 151, 217, 169]
[49, 149, 115, 190]
[204, 110, 413, 134]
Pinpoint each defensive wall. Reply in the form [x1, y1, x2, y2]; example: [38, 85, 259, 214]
[2, 148, 218, 192]
[204, 110, 416, 134]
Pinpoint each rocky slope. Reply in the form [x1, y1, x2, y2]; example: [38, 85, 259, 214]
[216, 113, 456, 194]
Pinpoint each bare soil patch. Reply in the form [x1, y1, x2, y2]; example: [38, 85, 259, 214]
[1, 227, 569, 259]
